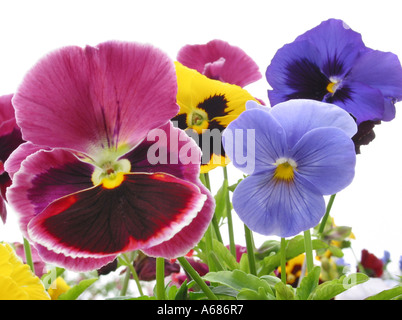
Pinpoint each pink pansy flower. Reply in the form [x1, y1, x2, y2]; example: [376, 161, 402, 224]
[177, 39, 262, 87]
[0, 94, 24, 224]
[6, 41, 214, 272]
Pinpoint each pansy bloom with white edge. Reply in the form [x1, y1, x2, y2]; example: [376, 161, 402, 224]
[222, 99, 357, 237]
[266, 19, 402, 150]
[0, 94, 24, 224]
[6, 41, 214, 272]
[177, 39, 262, 87]
[172, 62, 259, 173]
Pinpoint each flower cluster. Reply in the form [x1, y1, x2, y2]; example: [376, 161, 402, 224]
[0, 19, 401, 301]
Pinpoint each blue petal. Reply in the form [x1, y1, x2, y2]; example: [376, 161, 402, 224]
[266, 40, 327, 105]
[222, 108, 288, 175]
[383, 97, 396, 122]
[348, 50, 402, 100]
[295, 19, 366, 78]
[325, 80, 385, 124]
[232, 171, 325, 237]
[269, 99, 357, 149]
[291, 127, 356, 195]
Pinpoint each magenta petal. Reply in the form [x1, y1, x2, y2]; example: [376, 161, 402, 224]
[126, 122, 214, 258]
[142, 182, 214, 259]
[0, 198, 6, 224]
[28, 173, 206, 258]
[0, 94, 16, 125]
[13, 41, 179, 157]
[35, 244, 116, 272]
[4, 142, 46, 180]
[6, 148, 94, 239]
[177, 39, 262, 87]
[127, 122, 201, 181]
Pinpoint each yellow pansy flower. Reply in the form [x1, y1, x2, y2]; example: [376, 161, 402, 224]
[173, 62, 260, 173]
[0, 243, 50, 300]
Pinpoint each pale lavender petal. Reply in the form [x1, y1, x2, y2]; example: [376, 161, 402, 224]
[291, 127, 356, 195]
[223, 107, 288, 175]
[269, 99, 357, 148]
[232, 171, 325, 237]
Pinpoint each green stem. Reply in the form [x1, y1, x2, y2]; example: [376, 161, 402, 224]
[223, 166, 236, 257]
[280, 237, 287, 284]
[23, 238, 35, 274]
[205, 224, 216, 272]
[303, 229, 314, 273]
[120, 264, 131, 296]
[244, 225, 256, 275]
[156, 257, 166, 300]
[120, 252, 144, 296]
[318, 194, 337, 235]
[203, 173, 211, 190]
[211, 215, 223, 243]
[201, 173, 215, 271]
[177, 256, 218, 300]
[201, 173, 223, 243]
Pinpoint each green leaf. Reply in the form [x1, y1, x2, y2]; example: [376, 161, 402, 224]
[227, 177, 246, 192]
[322, 226, 352, 241]
[203, 270, 274, 296]
[255, 240, 280, 260]
[41, 267, 65, 290]
[212, 286, 238, 299]
[107, 295, 156, 300]
[296, 266, 321, 300]
[211, 239, 239, 270]
[237, 287, 273, 300]
[238, 253, 249, 273]
[286, 235, 328, 258]
[327, 245, 344, 258]
[309, 273, 369, 300]
[166, 284, 178, 300]
[213, 179, 229, 222]
[259, 235, 328, 276]
[275, 281, 296, 300]
[174, 279, 189, 300]
[366, 285, 402, 300]
[58, 278, 98, 300]
[260, 275, 282, 288]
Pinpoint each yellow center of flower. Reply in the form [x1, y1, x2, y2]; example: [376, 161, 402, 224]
[188, 109, 209, 134]
[326, 82, 336, 93]
[91, 158, 131, 189]
[326, 77, 341, 94]
[273, 158, 297, 182]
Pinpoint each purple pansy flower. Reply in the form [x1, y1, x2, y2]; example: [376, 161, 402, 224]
[0, 94, 24, 224]
[177, 39, 262, 87]
[222, 99, 357, 237]
[266, 19, 402, 125]
[5, 41, 214, 272]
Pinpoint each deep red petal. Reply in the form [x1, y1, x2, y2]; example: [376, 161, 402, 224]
[28, 173, 206, 258]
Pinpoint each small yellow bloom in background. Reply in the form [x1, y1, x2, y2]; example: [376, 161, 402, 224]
[173, 62, 261, 173]
[0, 242, 50, 300]
[48, 277, 70, 300]
[277, 254, 305, 286]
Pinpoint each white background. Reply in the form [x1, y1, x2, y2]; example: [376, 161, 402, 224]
[0, 0, 401, 276]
